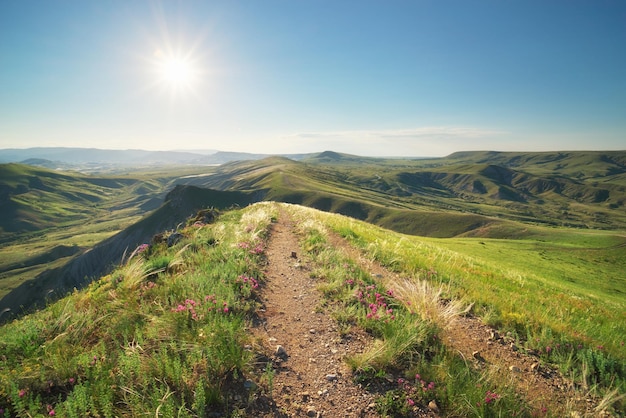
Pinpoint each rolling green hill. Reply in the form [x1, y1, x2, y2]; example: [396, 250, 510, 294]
[0, 185, 258, 316]
[0, 164, 225, 304]
[177, 150, 626, 233]
[0, 164, 161, 237]
[445, 150, 626, 179]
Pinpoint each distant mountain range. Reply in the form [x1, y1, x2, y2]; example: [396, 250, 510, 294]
[0, 147, 313, 171]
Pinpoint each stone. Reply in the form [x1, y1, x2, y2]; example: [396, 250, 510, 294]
[167, 232, 183, 247]
[325, 374, 338, 382]
[428, 400, 440, 413]
[306, 407, 317, 417]
[276, 345, 288, 357]
[291, 251, 298, 259]
[509, 365, 521, 373]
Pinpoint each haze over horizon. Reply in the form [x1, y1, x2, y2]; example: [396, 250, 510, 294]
[1, 1, 624, 157]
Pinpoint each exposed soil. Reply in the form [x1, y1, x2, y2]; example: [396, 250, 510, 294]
[246, 210, 601, 417]
[248, 211, 384, 417]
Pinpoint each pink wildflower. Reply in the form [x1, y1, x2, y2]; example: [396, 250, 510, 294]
[485, 390, 500, 404]
[18, 389, 26, 398]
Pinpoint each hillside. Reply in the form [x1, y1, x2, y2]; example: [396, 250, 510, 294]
[177, 151, 626, 233]
[0, 185, 259, 316]
[0, 203, 623, 416]
[0, 164, 230, 304]
[0, 163, 168, 238]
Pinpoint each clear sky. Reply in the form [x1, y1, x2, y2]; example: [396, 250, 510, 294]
[1, 1, 624, 157]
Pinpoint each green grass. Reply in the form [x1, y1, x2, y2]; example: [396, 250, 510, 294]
[287, 204, 625, 414]
[289, 205, 533, 417]
[0, 203, 277, 417]
[1, 201, 624, 416]
[0, 163, 224, 301]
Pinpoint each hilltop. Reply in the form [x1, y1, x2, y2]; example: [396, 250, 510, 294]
[0, 203, 623, 417]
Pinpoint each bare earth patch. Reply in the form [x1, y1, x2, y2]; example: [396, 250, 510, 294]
[249, 212, 381, 417]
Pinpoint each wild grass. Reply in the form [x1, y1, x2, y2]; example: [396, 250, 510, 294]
[288, 204, 531, 416]
[389, 278, 469, 329]
[0, 203, 277, 417]
[287, 204, 625, 416]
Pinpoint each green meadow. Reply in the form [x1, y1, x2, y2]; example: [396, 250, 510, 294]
[2, 202, 623, 416]
[0, 151, 624, 415]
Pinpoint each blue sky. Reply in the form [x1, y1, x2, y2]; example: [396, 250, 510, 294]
[1, 1, 624, 156]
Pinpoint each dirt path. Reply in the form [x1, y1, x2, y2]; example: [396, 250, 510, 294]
[248, 210, 596, 417]
[250, 211, 380, 417]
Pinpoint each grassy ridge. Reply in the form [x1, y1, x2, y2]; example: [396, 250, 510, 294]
[289, 206, 533, 417]
[288, 206, 625, 409]
[0, 203, 277, 417]
[0, 202, 623, 416]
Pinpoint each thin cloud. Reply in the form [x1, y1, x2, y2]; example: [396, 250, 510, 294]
[284, 126, 507, 141]
[280, 127, 510, 156]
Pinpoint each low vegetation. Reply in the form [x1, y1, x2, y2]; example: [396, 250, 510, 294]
[289, 205, 625, 414]
[289, 206, 531, 416]
[0, 203, 276, 416]
[0, 202, 624, 416]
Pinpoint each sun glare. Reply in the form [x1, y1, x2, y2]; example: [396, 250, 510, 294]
[159, 57, 193, 85]
[153, 50, 200, 93]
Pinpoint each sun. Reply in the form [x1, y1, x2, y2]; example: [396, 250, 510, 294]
[153, 50, 200, 92]
[159, 56, 193, 85]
